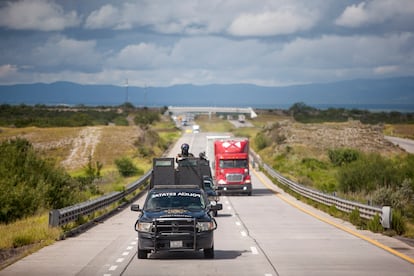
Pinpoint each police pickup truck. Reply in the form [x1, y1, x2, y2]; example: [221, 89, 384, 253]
[131, 157, 222, 259]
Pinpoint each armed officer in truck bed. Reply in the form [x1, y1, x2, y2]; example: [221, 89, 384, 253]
[176, 143, 194, 163]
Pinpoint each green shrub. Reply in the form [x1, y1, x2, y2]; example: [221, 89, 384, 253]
[0, 138, 81, 223]
[254, 132, 268, 150]
[337, 153, 399, 193]
[328, 148, 360, 166]
[350, 208, 362, 227]
[391, 210, 406, 235]
[328, 205, 339, 216]
[367, 214, 383, 233]
[115, 157, 140, 177]
[134, 108, 160, 126]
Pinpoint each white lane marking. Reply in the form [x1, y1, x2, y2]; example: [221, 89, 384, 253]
[241, 231, 247, 237]
[122, 251, 129, 256]
[250, 246, 258, 255]
[104, 274, 111, 276]
[109, 265, 117, 271]
[116, 258, 124, 263]
[126, 246, 133, 250]
[235, 221, 241, 226]
[227, 206, 232, 210]
[131, 241, 137, 245]
[265, 274, 273, 276]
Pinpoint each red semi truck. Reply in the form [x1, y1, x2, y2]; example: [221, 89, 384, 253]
[209, 138, 252, 196]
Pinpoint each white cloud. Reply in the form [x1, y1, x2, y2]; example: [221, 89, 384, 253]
[336, 0, 414, 27]
[84, 1, 320, 37]
[0, 64, 18, 77]
[32, 36, 101, 70]
[107, 43, 170, 69]
[0, 0, 81, 31]
[84, 4, 121, 29]
[335, 2, 368, 27]
[228, 9, 318, 36]
[374, 65, 399, 74]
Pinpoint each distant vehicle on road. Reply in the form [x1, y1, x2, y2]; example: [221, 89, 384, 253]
[207, 137, 252, 196]
[192, 124, 200, 133]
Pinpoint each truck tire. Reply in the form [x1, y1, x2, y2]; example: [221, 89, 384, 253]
[204, 245, 214, 259]
[137, 247, 148, 259]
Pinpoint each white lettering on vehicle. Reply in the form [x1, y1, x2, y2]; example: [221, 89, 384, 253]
[151, 192, 201, 198]
[177, 192, 201, 198]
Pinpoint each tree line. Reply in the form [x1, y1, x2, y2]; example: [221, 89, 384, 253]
[288, 102, 414, 124]
[0, 104, 167, 128]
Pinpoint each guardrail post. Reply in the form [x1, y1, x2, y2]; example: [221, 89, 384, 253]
[49, 209, 60, 227]
[381, 206, 392, 229]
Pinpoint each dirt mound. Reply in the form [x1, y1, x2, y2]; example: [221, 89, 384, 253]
[269, 120, 403, 155]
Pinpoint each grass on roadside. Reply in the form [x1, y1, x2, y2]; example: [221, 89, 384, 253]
[0, 214, 62, 269]
[383, 124, 414, 140]
[0, 214, 61, 250]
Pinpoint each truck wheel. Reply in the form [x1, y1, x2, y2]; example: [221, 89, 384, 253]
[204, 245, 214, 259]
[137, 247, 148, 259]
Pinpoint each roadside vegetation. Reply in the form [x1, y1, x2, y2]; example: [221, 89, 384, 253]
[2, 102, 414, 268]
[0, 104, 180, 268]
[195, 104, 414, 237]
[251, 103, 414, 237]
[289, 102, 414, 124]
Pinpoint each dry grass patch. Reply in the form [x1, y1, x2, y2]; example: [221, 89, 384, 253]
[0, 127, 81, 164]
[94, 126, 143, 168]
[384, 124, 414, 140]
[196, 115, 235, 132]
[0, 214, 62, 269]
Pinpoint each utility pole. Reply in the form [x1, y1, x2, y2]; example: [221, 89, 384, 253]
[125, 78, 129, 103]
[144, 83, 147, 107]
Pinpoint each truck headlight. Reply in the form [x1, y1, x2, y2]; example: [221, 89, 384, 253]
[197, 221, 214, 232]
[137, 222, 153, 232]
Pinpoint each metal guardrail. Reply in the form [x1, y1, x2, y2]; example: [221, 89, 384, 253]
[249, 150, 391, 227]
[49, 148, 390, 228]
[49, 170, 151, 227]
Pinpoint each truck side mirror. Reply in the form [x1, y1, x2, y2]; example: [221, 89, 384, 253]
[131, 204, 141, 212]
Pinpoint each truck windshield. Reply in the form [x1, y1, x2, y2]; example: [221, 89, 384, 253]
[219, 159, 248, 169]
[145, 191, 205, 210]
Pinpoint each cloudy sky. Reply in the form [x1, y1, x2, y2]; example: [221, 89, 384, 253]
[0, 0, 413, 87]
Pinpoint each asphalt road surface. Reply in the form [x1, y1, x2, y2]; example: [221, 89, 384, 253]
[385, 136, 414, 153]
[1, 132, 414, 276]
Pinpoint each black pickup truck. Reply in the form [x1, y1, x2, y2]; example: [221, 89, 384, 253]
[131, 157, 222, 259]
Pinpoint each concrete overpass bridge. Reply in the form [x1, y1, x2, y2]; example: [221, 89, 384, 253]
[167, 106, 257, 118]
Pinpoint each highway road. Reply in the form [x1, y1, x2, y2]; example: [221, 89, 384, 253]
[1, 132, 414, 276]
[385, 136, 414, 154]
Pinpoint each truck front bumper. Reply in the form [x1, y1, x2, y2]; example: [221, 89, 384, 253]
[138, 231, 214, 252]
[216, 183, 252, 194]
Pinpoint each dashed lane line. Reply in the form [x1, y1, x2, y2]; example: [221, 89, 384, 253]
[104, 239, 137, 276]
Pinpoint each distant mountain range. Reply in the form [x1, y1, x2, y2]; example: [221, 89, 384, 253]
[0, 76, 414, 111]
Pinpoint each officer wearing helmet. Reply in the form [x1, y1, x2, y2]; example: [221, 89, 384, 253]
[176, 143, 194, 162]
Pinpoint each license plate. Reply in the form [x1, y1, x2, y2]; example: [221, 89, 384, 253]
[170, 240, 183, 248]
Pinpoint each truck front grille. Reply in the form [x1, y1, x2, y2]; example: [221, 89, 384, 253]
[226, 173, 243, 183]
[155, 218, 196, 235]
